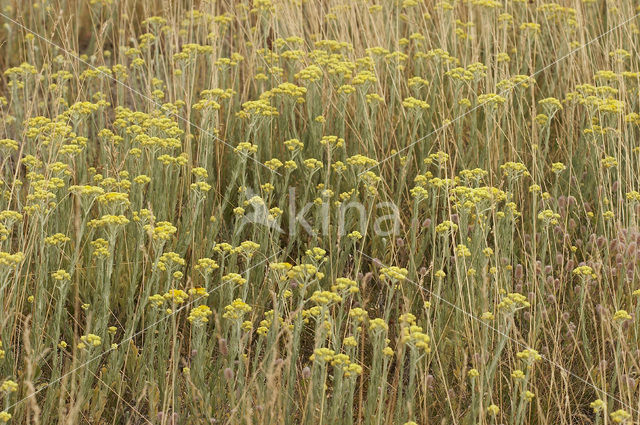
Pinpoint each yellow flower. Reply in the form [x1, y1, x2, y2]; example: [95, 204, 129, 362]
[87, 214, 130, 228]
[613, 310, 632, 322]
[481, 312, 495, 320]
[188, 305, 212, 326]
[347, 231, 362, 240]
[194, 258, 219, 274]
[498, 293, 530, 312]
[537, 209, 560, 226]
[400, 324, 431, 352]
[369, 318, 388, 333]
[44, 233, 70, 246]
[303, 158, 322, 170]
[602, 156, 618, 169]
[332, 278, 358, 294]
[572, 265, 596, 279]
[435, 220, 458, 234]
[343, 336, 357, 347]
[610, 409, 631, 423]
[309, 290, 342, 306]
[0, 380, 18, 392]
[310, 347, 335, 363]
[590, 399, 605, 413]
[455, 244, 471, 257]
[516, 348, 542, 363]
[511, 369, 525, 380]
[478, 93, 506, 107]
[402, 96, 430, 110]
[51, 269, 71, 281]
[264, 158, 283, 170]
[552, 162, 566, 174]
[520, 22, 541, 32]
[500, 162, 529, 180]
[223, 299, 252, 320]
[380, 266, 408, 283]
[222, 273, 247, 286]
[79, 334, 102, 348]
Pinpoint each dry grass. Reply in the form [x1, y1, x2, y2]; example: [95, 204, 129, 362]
[0, 0, 640, 424]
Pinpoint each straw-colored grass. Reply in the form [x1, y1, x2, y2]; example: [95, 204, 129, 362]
[1, 0, 640, 423]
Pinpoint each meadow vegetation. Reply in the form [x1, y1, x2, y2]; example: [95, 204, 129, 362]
[0, 0, 640, 423]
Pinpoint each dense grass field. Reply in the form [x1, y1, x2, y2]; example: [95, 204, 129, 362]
[1, 0, 640, 423]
